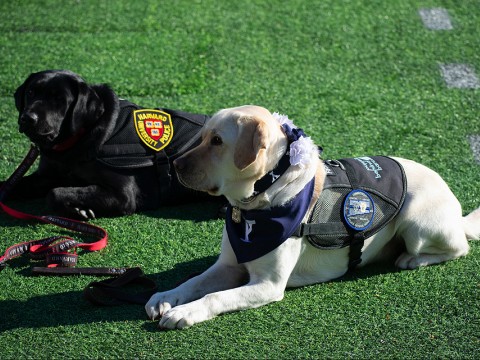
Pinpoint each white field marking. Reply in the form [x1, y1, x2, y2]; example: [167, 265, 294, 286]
[418, 9, 478, 165]
[418, 8, 453, 30]
[468, 135, 480, 165]
[439, 64, 480, 89]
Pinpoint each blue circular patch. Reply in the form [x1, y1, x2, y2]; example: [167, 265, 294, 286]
[343, 189, 375, 231]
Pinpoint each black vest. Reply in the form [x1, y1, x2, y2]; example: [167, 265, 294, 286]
[96, 100, 209, 203]
[294, 156, 407, 269]
[97, 100, 208, 168]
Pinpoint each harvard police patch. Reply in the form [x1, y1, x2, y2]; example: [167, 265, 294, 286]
[133, 109, 174, 151]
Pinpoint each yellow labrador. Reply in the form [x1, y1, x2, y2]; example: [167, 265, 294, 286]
[145, 105, 480, 329]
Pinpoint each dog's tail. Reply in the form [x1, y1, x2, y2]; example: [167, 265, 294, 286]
[463, 207, 480, 240]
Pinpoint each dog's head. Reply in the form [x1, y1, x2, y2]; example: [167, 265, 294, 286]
[173, 105, 290, 202]
[14, 70, 104, 150]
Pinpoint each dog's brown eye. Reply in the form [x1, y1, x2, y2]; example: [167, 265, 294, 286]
[211, 135, 223, 146]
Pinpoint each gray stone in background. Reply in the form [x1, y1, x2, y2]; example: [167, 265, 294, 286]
[419, 8, 453, 30]
[439, 64, 480, 89]
[468, 135, 480, 165]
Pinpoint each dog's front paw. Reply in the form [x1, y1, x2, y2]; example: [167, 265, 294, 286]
[74, 207, 96, 220]
[145, 291, 184, 321]
[48, 188, 96, 219]
[158, 302, 210, 330]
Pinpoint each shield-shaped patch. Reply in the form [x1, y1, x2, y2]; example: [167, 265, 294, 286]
[133, 109, 174, 151]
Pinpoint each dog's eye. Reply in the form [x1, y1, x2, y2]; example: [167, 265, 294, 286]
[211, 135, 223, 146]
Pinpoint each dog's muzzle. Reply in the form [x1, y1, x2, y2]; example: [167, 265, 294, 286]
[18, 112, 39, 134]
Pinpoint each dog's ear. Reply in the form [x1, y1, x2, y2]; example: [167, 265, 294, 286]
[14, 72, 43, 112]
[70, 82, 105, 133]
[14, 76, 31, 112]
[14, 83, 26, 111]
[234, 117, 268, 170]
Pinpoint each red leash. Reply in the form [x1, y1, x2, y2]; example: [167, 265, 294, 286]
[0, 145, 108, 270]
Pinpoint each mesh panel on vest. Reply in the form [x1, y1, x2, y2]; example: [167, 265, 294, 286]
[306, 187, 399, 249]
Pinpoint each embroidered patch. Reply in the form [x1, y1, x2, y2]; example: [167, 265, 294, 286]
[133, 109, 174, 151]
[343, 189, 375, 231]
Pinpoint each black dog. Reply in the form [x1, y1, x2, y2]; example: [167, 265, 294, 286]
[4, 70, 212, 219]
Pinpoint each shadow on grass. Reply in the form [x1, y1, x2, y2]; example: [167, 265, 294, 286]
[1, 254, 405, 333]
[0, 256, 217, 332]
[140, 198, 226, 222]
[0, 197, 227, 332]
[0, 197, 226, 226]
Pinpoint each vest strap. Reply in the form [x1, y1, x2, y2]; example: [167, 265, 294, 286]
[155, 150, 172, 202]
[348, 232, 365, 270]
[292, 222, 346, 237]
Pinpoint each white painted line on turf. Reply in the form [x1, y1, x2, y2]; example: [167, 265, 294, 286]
[468, 135, 480, 165]
[419, 8, 453, 30]
[439, 64, 480, 89]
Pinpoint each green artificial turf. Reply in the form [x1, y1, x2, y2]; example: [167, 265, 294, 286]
[0, 0, 479, 358]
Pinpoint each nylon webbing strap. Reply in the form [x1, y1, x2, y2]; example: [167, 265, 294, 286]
[292, 160, 366, 270]
[341, 160, 365, 270]
[155, 150, 172, 202]
[292, 222, 346, 237]
[32, 266, 130, 276]
[0, 145, 108, 271]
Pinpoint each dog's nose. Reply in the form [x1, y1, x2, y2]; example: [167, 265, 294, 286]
[19, 112, 39, 129]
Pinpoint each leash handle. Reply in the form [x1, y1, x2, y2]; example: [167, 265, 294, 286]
[32, 266, 131, 276]
[0, 145, 108, 270]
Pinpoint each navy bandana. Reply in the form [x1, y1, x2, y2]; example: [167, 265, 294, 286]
[226, 177, 315, 263]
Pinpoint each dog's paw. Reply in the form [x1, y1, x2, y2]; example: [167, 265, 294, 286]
[395, 252, 443, 270]
[74, 207, 96, 220]
[158, 302, 210, 330]
[48, 189, 96, 219]
[395, 252, 418, 270]
[145, 291, 184, 321]
[395, 252, 450, 269]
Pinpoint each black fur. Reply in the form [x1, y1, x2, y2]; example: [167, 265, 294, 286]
[4, 70, 211, 219]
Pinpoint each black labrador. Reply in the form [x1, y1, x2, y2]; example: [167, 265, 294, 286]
[3, 70, 212, 219]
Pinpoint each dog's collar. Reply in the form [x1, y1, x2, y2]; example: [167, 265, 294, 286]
[51, 128, 86, 152]
[240, 123, 308, 204]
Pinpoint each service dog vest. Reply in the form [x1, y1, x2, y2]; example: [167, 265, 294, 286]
[97, 100, 208, 168]
[96, 100, 209, 202]
[293, 156, 407, 269]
